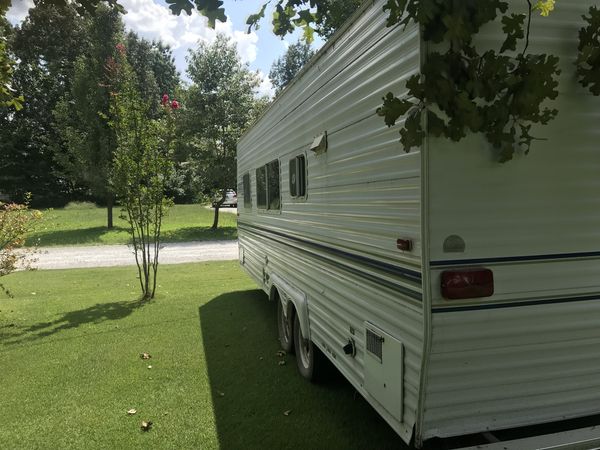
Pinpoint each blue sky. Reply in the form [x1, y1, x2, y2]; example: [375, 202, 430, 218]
[8, 0, 324, 96]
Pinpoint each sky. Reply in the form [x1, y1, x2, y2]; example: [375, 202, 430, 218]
[7, 0, 325, 97]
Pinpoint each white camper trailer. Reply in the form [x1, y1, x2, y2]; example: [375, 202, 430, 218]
[237, 1, 600, 447]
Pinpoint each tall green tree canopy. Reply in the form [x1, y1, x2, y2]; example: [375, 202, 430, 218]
[0, 1, 89, 205]
[53, 6, 123, 226]
[269, 40, 315, 94]
[124, 31, 180, 110]
[311, 0, 363, 39]
[181, 34, 266, 228]
[0, 0, 21, 110]
[53, 8, 179, 224]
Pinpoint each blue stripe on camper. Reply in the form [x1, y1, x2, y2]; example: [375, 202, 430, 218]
[238, 222, 423, 301]
[430, 250, 600, 267]
[432, 294, 600, 313]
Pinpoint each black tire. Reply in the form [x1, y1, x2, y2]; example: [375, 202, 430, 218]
[277, 297, 295, 353]
[293, 314, 325, 382]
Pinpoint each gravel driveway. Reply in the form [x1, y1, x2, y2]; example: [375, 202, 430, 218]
[30, 240, 239, 270]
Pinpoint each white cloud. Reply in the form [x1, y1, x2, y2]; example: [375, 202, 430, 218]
[120, 0, 260, 77]
[6, 0, 34, 24]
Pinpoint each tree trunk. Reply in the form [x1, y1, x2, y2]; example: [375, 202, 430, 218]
[211, 205, 220, 230]
[211, 188, 226, 230]
[107, 194, 114, 229]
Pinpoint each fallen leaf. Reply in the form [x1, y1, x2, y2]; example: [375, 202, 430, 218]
[141, 420, 153, 432]
[140, 352, 151, 360]
[127, 409, 137, 415]
[276, 350, 286, 357]
[283, 410, 292, 416]
[278, 360, 286, 366]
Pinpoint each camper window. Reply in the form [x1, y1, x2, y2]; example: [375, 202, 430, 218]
[267, 160, 281, 210]
[289, 155, 306, 198]
[243, 173, 251, 209]
[256, 166, 267, 209]
[256, 161, 280, 211]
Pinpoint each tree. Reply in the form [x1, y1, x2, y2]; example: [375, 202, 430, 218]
[0, 1, 90, 206]
[269, 40, 315, 94]
[108, 43, 175, 300]
[312, 0, 363, 39]
[53, 6, 123, 227]
[0, 0, 22, 110]
[0, 195, 42, 296]
[124, 31, 180, 113]
[182, 34, 265, 229]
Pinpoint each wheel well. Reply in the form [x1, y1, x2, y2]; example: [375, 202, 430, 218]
[270, 286, 296, 316]
[269, 286, 279, 302]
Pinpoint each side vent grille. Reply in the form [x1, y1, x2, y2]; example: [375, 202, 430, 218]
[366, 328, 384, 363]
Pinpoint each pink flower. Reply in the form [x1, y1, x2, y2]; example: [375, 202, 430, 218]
[171, 100, 180, 109]
[115, 43, 126, 56]
[161, 94, 169, 105]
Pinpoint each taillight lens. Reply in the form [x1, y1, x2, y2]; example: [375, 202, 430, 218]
[441, 268, 494, 300]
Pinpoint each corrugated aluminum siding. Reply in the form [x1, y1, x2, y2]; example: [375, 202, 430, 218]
[238, 0, 424, 442]
[423, 1, 600, 439]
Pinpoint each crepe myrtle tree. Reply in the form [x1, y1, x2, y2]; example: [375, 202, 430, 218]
[108, 43, 177, 300]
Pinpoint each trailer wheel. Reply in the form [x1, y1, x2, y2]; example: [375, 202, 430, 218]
[293, 314, 324, 381]
[277, 297, 294, 353]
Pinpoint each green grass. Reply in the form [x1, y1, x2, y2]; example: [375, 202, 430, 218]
[0, 262, 404, 449]
[27, 203, 237, 247]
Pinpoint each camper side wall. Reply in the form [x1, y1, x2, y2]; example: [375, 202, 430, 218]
[237, 0, 425, 443]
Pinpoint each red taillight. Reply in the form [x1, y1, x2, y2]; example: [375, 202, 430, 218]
[441, 268, 494, 300]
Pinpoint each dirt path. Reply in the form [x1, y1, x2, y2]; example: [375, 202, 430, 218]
[29, 241, 238, 270]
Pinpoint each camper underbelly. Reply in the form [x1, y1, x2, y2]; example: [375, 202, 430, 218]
[238, 230, 424, 443]
[422, 298, 600, 440]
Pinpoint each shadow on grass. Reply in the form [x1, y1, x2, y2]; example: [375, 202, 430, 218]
[199, 290, 405, 450]
[0, 299, 145, 346]
[28, 226, 130, 247]
[161, 226, 237, 242]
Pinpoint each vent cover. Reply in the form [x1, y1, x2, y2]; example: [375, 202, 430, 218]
[366, 328, 384, 362]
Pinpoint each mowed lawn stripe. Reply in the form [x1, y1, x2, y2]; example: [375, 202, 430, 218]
[0, 262, 403, 449]
[27, 203, 237, 247]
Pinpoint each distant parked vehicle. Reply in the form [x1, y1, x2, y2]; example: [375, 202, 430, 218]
[212, 189, 237, 208]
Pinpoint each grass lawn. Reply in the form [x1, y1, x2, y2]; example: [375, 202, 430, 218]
[0, 262, 404, 450]
[27, 202, 237, 247]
